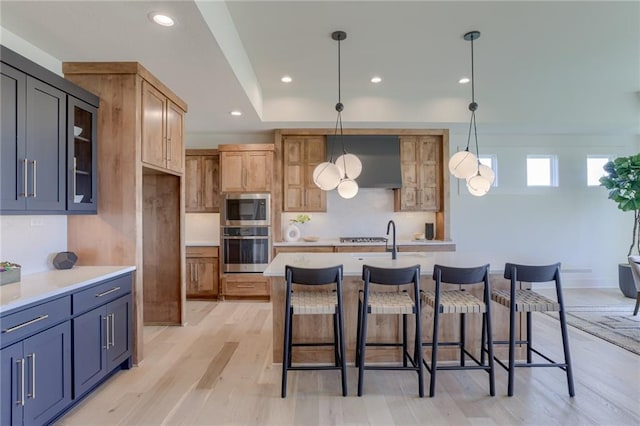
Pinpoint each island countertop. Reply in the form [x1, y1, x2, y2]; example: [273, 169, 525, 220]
[264, 251, 485, 277]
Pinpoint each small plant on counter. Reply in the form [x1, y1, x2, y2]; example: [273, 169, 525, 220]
[290, 214, 311, 224]
[0, 261, 21, 272]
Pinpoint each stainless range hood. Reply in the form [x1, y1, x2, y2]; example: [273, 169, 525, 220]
[326, 135, 402, 188]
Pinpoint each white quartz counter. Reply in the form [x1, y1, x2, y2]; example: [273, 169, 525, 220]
[273, 239, 454, 247]
[264, 252, 487, 277]
[186, 241, 219, 247]
[0, 266, 136, 313]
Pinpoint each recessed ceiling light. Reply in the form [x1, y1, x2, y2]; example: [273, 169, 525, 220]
[149, 12, 175, 27]
[281, 75, 292, 83]
[230, 110, 242, 116]
[370, 76, 382, 84]
[459, 77, 470, 84]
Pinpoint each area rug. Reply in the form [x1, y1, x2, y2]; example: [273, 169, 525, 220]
[547, 306, 640, 356]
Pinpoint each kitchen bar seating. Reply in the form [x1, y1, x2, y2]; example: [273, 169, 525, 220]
[491, 262, 575, 397]
[281, 265, 347, 397]
[421, 264, 495, 397]
[356, 264, 424, 397]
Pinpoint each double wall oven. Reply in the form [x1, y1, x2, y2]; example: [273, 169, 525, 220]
[221, 193, 271, 272]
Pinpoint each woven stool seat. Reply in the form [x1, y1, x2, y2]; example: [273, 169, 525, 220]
[291, 291, 337, 314]
[422, 290, 486, 314]
[363, 291, 415, 314]
[492, 289, 560, 312]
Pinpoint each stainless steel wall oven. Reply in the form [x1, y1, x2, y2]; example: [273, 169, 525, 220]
[222, 226, 271, 272]
[222, 193, 270, 226]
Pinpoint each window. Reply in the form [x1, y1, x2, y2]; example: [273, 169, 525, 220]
[478, 155, 498, 187]
[527, 155, 558, 187]
[587, 156, 611, 186]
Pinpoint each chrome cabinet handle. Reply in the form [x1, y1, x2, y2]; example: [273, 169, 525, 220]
[73, 157, 77, 201]
[2, 315, 49, 334]
[16, 358, 25, 406]
[21, 158, 28, 197]
[109, 313, 115, 348]
[95, 287, 121, 297]
[167, 137, 172, 161]
[31, 160, 37, 198]
[103, 316, 109, 349]
[27, 353, 35, 399]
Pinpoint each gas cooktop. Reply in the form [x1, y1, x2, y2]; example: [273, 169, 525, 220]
[339, 237, 388, 244]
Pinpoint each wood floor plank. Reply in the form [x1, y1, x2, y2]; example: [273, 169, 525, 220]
[57, 291, 640, 426]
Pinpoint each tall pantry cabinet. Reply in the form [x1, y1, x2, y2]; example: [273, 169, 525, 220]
[63, 62, 188, 363]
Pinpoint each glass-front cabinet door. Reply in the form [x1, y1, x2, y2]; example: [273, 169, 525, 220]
[67, 96, 97, 212]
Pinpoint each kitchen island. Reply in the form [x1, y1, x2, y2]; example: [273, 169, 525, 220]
[264, 252, 526, 364]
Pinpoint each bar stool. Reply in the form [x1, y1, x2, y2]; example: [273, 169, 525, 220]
[356, 264, 423, 397]
[421, 264, 495, 397]
[491, 262, 575, 397]
[281, 265, 347, 398]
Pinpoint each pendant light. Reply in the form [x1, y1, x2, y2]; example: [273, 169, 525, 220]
[313, 30, 362, 199]
[449, 30, 494, 196]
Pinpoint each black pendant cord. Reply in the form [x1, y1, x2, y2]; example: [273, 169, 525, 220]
[465, 33, 480, 157]
[335, 35, 346, 155]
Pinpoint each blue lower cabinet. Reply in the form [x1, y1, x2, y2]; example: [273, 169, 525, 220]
[0, 322, 72, 426]
[73, 294, 131, 398]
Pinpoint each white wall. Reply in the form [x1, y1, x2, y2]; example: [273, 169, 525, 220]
[449, 132, 636, 288]
[0, 27, 68, 275]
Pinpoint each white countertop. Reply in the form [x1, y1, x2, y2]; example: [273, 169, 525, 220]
[186, 241, 219, 247]
[0, 266, 136, 313]
[264, 252, 485, 277]
[273, 239, 453, 247]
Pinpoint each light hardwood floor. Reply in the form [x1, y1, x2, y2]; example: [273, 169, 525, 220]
[58, 290, 640, 425]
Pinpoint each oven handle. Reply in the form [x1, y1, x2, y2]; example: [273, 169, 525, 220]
[222, 236, 270, 240]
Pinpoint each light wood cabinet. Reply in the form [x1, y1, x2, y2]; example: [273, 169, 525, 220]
[282, 136, 326, 211]
[221, 274, 270, 299]
[218, 144, 274, 193]
[394, 135, 441, 212]
[64, 62, 189, 363]
[185, 150, 219, 213]
[141, 80, 184, 174]
[273, 246, 333, 255]
[186, 246, 219, 299]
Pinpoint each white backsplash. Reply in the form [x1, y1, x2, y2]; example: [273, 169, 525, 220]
[0, 215, 68, 275]
[185, 213, 220, 244]
[281, 189, 436, 241]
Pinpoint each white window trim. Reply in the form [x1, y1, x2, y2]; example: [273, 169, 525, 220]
[526, 155, 559, 187]
[586, 155, 612, 187]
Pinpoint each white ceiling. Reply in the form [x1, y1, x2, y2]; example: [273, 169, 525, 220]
[1, 1, 638, 139]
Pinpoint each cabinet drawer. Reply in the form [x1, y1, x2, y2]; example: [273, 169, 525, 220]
[223, 277, 269, 296]
[0, 296, 71, 348]
[72, 274, 132, 314]
[186, 246, 219, 258]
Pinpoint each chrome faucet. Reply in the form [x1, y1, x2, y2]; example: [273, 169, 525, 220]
[386, 220, 397, 260]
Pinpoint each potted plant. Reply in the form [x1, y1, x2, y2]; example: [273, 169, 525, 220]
[599, 153, 640, 297]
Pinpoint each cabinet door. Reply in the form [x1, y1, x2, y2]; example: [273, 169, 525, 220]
[186, 258, 218, 298]
[106, 295, 132, 371]
[397, 137, 420, 211]
[166, 101, 184, 173]
[141, 81, 167, 169]
[0, 343, 24, 426]
[283, 138, 304, 211]
[304, 137, 326, 211]
[0, 63, 27, 211]
[73, 306, 107, 398]
[22, 321, 72, 426]
[67, 96, 98, 212]
[417, 137, 440, 211]
[202, 155, 219, 212]
[245, 151, 271, 192]
[220, 151, 244, 192]
[25, 76, 66, 212]
[185, 156, 202, 212]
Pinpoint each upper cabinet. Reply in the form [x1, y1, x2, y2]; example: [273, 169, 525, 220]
[0, 46, 99, 215]
[394, 135, 442, 212]
[141, 80, 184, 174]
[282, 135, 326, 212]
[67, 96, 98, 212]
[219, 144, 274, 193]
[185, 149, 219, 213]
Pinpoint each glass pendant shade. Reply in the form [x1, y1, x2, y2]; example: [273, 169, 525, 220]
[337, 178, 358, 199]
[313, 161, 341, 190]
[478, 164, 495, 185]
[466, 174, 491, 196]
[449, 150, 478, 179]
[335, 153, 362, 179]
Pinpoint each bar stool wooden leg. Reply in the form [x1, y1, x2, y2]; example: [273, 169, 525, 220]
[460, 313, 466, 367]
[357, 294, 369, 397]
[355, 295, 362, 368]
[402, 314, 408, 367]
[507, 297, 516, 397]
[558, 307, 575, 397]
[634, 291, 640, 316]
[430, 306, 440, 397]
[282, 303, 292, 398]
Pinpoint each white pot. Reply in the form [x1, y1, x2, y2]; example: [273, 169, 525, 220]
[284, 224, 300, 242]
